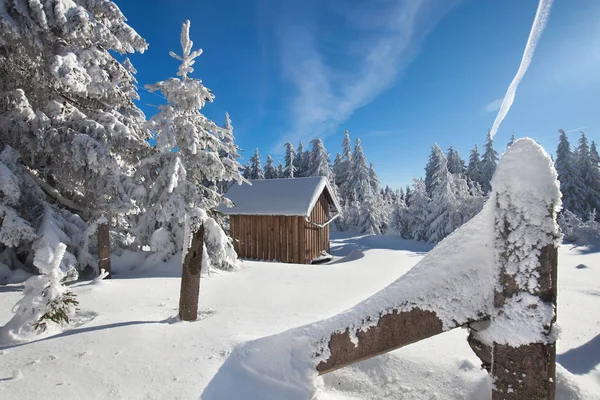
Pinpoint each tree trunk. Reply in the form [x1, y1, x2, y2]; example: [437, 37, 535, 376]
[178, 223, 205, 321]
[97, 222, 111, 279]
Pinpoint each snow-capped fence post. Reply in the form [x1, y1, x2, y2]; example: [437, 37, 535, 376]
[97, 220, 111, 279]
[179, 220, 205, 321]
[469, 139, 560, 400]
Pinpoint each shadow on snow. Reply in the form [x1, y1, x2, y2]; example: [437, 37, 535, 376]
[558, 334, 600, 375]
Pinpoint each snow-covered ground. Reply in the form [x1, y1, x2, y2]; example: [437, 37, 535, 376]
[0, 233, 598, 399]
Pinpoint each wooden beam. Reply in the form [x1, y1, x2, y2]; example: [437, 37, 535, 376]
[317, 309, 446, 374]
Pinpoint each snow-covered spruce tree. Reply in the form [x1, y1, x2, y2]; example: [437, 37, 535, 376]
[264, 155, 279, 179]
[425, 145, 444, 196]
[138, 21, 244, 270]
[335, 130, 353, 202]
[0, 1, 151, 280]
[247, 149, 265, 180]
[276, 160, 285, 178]
[555, 129, 587, 218]
[283, 142, 297, 178]
[216, 112, 243, 194]
[467, 144, 483, 188]
[368, 163, 381, 196]
[307, 139, 333, 180]
[479, 131, 499, 193]
[294, 141, 309, 178]
[574, 132, 600, 218]
[591, 141, 600, 167]
[0, 0, 150, 218]
[446, 146, 466, 177]
[388, 196, 408, 237]
[426, 145, 462, 244]
[342, 139, 386, 234]
[347, 139, 371, 203]
[406, 178, 430, 241]
[333, 153, 344, 186]
[507, 133, 516, 149]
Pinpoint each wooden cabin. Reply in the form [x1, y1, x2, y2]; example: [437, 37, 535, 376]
[218, 177, 341, 264]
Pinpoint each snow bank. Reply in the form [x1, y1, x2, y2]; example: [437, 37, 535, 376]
[202, 138, 560, 399]
[201, 200, 496, 399]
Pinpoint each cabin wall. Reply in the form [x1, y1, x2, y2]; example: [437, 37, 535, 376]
[303, 193, 330, 262]
[229, 192, 331, 264]
[230, 215, 304, 263]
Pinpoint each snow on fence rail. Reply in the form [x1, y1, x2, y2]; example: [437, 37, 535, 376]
[201, 138, 561, 400]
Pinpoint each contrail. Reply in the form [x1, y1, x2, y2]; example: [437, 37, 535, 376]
[489, 0, 554, 139]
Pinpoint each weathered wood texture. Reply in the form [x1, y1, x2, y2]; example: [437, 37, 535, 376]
[492, 342, 556, 400]
[178, 223, 204, 321]
[490, 214, 558, 400]
[316, 309, 445, 375]
[229, 193, 331, 264]
[97, 222, 111, 279]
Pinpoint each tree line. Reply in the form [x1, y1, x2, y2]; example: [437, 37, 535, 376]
[244, 130, 600, 245]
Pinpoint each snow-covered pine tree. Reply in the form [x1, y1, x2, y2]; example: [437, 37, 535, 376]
[507, 133, 516, 149]
[0, 3, 150, 211]
[242, 163, 251, 180]
[467, 144, 483, 188]
[368, 163, 381, 196]
[216, 112, 243, 193]
[276, 161, 285, 178]
[347, 139, 371, 203]
[405, 185, 412, 203]
[406, 178, 430, 241]
[307, 139, 332, 179]
[555, 129, 587, 218]
[264, 155, 278, 179]
[425, 144, 444, 196]
[333, 153, 344, 186]
[283, 142, 297, 178]
[388, 196, 408, 237]
[342, 139, 386, 233]
[426, 144, 463, 244]
[591, 141, 600, 167]
[294, 141, 309, 178]
[479, 131, 499, 193]
[220, 112, 242, 169]
[0, 0, 152, 277]
[335, 130, 353, 202]
[248, 149, 265, 180]
[574, 132, 600, 217]
[446, 146, 466, 177]
[138, 21, 244, 270]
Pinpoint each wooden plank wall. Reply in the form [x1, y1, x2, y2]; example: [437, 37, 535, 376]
[230, 214, 304, 264]
[229, 191, 331, 264]
[303, 193, 330, 262]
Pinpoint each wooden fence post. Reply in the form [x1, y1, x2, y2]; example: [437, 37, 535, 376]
[179, 222, 205, 321]
[468, 139, 560, 400]
[97, 222, 111, 279]
[488, 217, 558, 400]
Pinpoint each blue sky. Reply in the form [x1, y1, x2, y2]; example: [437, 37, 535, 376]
[118, 0, 600, 189]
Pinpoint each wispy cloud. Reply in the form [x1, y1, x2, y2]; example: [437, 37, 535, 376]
[489, 0, 554, 138]
[273, 0, 461, 152]
[566, 126, 587, 133]
[484, 98, 503, 113]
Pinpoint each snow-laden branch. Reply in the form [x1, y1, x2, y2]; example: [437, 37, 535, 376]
[24, 168, 94, 221]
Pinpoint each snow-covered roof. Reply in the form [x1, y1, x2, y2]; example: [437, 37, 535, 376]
[218, 177, 341, 217]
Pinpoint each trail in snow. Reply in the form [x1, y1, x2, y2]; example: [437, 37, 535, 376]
[489, 0, 554, 139]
